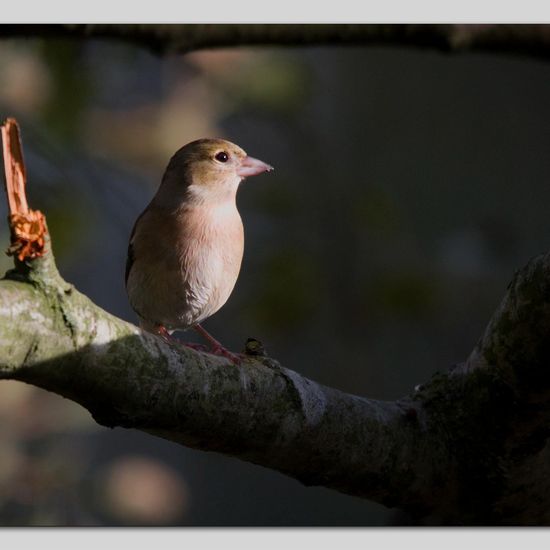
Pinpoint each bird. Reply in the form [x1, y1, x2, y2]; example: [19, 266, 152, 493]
[125, 138, 273, 363]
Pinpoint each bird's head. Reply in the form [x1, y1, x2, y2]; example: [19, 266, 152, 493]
[157, 138, 273, 207]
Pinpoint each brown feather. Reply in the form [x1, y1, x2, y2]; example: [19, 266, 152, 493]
[125, 138, 270, 334]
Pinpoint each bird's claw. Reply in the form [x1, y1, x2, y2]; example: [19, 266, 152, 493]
[182, 342, 209, 352]
[154, 324, 241, 364]
[154, 327, 209, 353]
[209, 345, 242, 365]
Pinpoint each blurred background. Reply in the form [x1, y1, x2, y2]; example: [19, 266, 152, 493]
[0, 29, 550, 526]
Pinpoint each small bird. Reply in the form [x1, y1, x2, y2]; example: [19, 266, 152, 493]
[125, 138, 273, 363]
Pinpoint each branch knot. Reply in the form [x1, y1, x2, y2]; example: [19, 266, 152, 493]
[7, 209, 47, 261]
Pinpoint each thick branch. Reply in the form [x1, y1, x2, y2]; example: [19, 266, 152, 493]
[3, 248, 550, 524]
[0, 117, 446, 513]
[3, 120, 550, 524]
[0, 261, 449, 511]
[2, 24, 550, 60]
[0, 253, 445, 506]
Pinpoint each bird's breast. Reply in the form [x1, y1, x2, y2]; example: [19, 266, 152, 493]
[175, 202, 245, 324]
[126, 201, 244, 330]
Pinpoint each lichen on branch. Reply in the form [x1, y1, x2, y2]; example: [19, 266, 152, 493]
[1, 118, 550, 525]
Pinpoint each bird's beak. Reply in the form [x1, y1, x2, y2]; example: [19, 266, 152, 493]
[237, 156, 274, 179]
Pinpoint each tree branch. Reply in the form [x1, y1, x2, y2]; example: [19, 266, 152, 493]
[2, 24, 550, 61]
[0, 118, 445, 518]
[2, 118, 550, 524]
[0, 271, 438, 506]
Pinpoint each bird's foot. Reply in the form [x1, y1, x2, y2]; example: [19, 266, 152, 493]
[152, 323, 238, 362]
[149, 325, 208, 352]
[208, 344, 242, 365]
[155, 325, 175, 344]
[194, 324, 242, 365]
[181, 342, 209, 352]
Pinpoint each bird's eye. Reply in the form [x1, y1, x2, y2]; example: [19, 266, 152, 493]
[215, 151, 229, 163]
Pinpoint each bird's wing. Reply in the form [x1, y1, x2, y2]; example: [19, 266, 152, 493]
[125, 242, 134, 288]
[125, 210, 145, 288]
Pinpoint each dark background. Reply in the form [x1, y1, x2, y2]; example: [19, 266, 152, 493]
[0, 32, 549, 525]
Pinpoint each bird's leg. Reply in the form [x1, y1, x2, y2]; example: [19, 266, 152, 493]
[182, 341, 210, 351]
[155, 324, 174, 343]
[194, 324, 241, 364]
[145, 322, 207, 352]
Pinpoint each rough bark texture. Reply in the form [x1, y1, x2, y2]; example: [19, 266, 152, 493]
[2, 24, 550, 61]
[1, 27, 550, 523]
[2, 230, 550, 524]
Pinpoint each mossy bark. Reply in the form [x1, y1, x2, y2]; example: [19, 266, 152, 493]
[3, 236, 550, 524]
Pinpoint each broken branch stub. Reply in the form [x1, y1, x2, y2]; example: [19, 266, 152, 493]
[1, 118, 47, 262]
